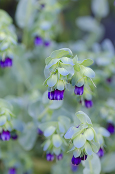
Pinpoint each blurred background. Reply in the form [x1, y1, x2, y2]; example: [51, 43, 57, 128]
[0, 0, 115, 174]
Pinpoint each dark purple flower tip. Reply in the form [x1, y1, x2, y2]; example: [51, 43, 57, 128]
[9, 168, 16, 174]
[1, 130, 10, 141]
[106, 77, 112, 83]
[107, 123, 115, 134]
[54, 89, 65, 100]
[11, 132, 18, 140]
[85, 99, 93, 108]
[71, 164, 78, 172]
[97, 148, 104, 158]
[74, 85, 84, 95]
[56, 153, 63, 160]
[71, 156, 81, 166]
[41, 4, 45, 9]
[44, 41, 51, 47]
[46, 153, 54, 161]
[0, 57, 13, 68]
[38, 128, 43, 135]
[81, 155, 87, 161]
[48, 91, 54, 100]
[34, 36, 43, 46]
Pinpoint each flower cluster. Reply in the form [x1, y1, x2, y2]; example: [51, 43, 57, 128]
[39, 116, 71, 161]
[0, 99, 16, 141]
[44, 48, 95, 108]
[0, 10, 17, 68]
[64, 111, 100, 165]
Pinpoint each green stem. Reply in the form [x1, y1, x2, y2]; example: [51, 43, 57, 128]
[38, 104, 52, 120]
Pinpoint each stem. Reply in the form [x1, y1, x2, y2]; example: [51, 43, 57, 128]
[38, 103, 52, 120]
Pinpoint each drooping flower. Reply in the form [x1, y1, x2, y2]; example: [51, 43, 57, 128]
[85, 99, 93, 108]
[107, 123, 115, 134]
[0, 57, 13, 68]
[71, 156, 81, 166]
[97, 147, 104, 158]
[9, 168, 16, 174]
[38, 128, 43, 135]
[80, 155, 87, 160]
[1, 130, 10, 141]
[46, 153, 54, 161]
[41, 4, 45, 9]
[48, 90, 65, 100]
[34, 36, 43, 46]
[48, 91, 54, 100]
[44, 41, 50, 47]
[74, 85, 84, 95]
[106, 77, 112, 83]
[56, 153, 63, 160]
[71, 164, 78, 172]
[11, 131, 18, 140]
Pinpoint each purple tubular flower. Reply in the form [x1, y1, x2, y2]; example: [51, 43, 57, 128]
[97, 148, 104, 158]
[0, 57, 12, 68]
[71, 164, 78, 172]
[71, 156, 81, 166]
[46, 153, 54, 161]
[85, 99, 93, 108]
[44, 41, 50, 47]
[106, 77, 112, 83]
[9, 168, 16, 174]
[74, 85, 84, 95]
[48, 91, 54, 100]
[56, 153, 63, 160]
[1, 130, 10, 141]
[34, 36, 43, 46]
[107, 123, 115, 134]
[11, 132, 18, 140]
[38, 128, 43, 135]
[81, 155, 87, 160]
[54, 90, 65, 100]
[41, 4, 45, 9]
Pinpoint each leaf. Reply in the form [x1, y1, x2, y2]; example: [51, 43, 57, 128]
[46, 59, 59, 69]
[44, 126, 56, 137]
[75, 111, 92, 125]
[50, 49, 69, 59]
[57, 80, 64, 90]
[58, 116, 71, 131]
[85, 142, 93, 155]
[53, 147, 61, 155]
[80, 59, 94, 67]
[43, 140, 51, 151]
[99, 127, 110, 137]
[73, 134, 86, 148]
[49, 100, 63, 109]
[58, 122, 65, 133]
[45, 56, 52, 65]
[47, 74, 57, 87]
[92, 0, 109, 18]
[84, 128, 94, 141]
[60, 57, 74, 65]
[58, 68, 69, 76]
[91, 142, 99, 153]
[0, 116, 7, 126]
[61, 64, 74, 75]
[52, 134, 62, 148]
[101, 153, 115, 173]
[39, 122, 57, 132]
[73, 149, 81, 158]
[11, 119, 24, 132]
[64, 126, 78, 139]
[81, 66, 95, 78]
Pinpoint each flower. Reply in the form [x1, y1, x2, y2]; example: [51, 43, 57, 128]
[106, 77, 112, 83]
[11, 131, 18, 140]
[48, 90, 65, 100]
[9, 168, 16, 174]
[97, 148, 104, 158]
[107, 123, 115, 134]
[41, 4, 45, 9]
[1, 130, 10, 141]
[81, 155, 87, 160]
[38, 128, 43, 135]
[71, 164, 78, 172]
[44, 41, 50, 47]
[85, 99, 93, 108]
[0, 57, 12, 68]
[71, 156, 81, 166]
[46, 153, 54, 161]
[56, 153, 63, 160]
[74, 85, 84, 95]
[34, 36, 43, 46]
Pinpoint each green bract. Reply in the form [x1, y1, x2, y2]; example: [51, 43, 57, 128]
[64, 111, 100, 157]
[0, 99, 15, 132]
